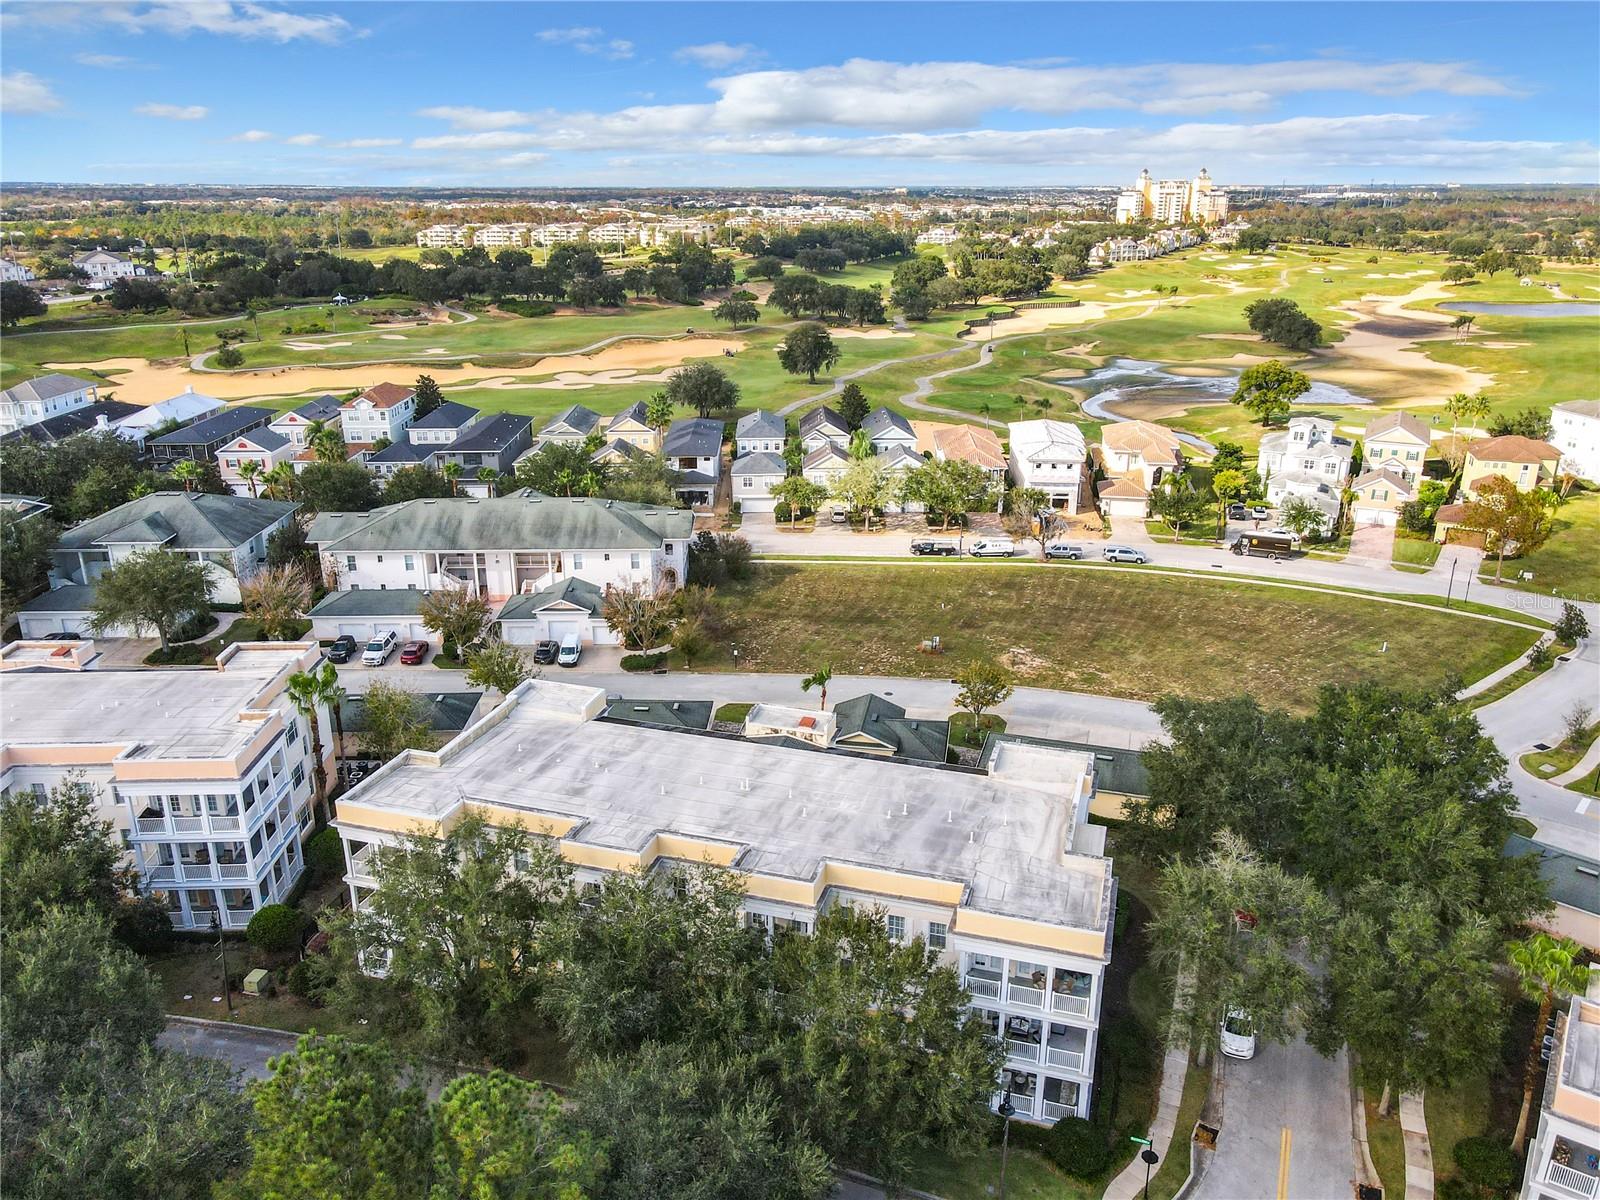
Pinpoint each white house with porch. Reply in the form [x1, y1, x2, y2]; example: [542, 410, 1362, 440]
[1008, 420, 1089, 512]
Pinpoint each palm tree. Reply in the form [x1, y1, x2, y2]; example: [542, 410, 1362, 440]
[262, 462, 298, 502]
[442, 462, 462, 495]
[237, 459, 263, 498]
[170, 460, 202, 492]
[1510, 933, 1589, 1154]
[285, 660, 345, 826]
[308, 420, 345, 464]
[800, 663, 833, 711]
[476, 467, 499, 496]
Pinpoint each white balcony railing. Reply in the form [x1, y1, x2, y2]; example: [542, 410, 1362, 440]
[1041, 1099, 1074, 1122]
[964, 971, 1000, 999]
[178, 862, 213, 881]
[136, 817, 167, 835]
[211, 816, 242, 832]
[145, 864, 176, 883]
[1051, 991, 1090, 1017]
[1547, 1162, 1600, 1198]
[1046, 1045, 1085, 1072]
[172, 816, 205, 833]
[217, 863, 250, 880]
[1006, 1037, 1041, 1063]
[1008, 981, 1045, 1009]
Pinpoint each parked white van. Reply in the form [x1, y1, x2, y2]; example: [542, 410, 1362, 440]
[968, 538, 1016, 558]
[557, 633, 582, 667]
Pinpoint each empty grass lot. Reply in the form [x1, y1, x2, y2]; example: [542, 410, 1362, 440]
[708, 564, 1537, 711]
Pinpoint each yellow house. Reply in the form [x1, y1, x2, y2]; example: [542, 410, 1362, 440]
[1361, 411, 1432, 484]
[1348, 467, 1417, 528]
[1461, 435, 1561, 498]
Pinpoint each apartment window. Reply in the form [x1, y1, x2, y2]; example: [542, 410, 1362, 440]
[292, 764, 305, 789]
[630, 553, 641, 570]
[377, 555, 384, 563]
[572, 554, 584, 569]
[885, 915, 906, 942]
[927, 921, 948, 950]
[119, 830, 132, 849]
[345, 555, 356, 572]
[287, 720, 300, 746]
[665, 543, 674, 555]
[404, 555, 415, 571]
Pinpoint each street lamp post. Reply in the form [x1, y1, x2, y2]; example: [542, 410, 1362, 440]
[997, 1089, 1016, 1200]
[211, 912, 233, 1014]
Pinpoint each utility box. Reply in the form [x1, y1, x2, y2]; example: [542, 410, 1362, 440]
[243, 968, 272, 997]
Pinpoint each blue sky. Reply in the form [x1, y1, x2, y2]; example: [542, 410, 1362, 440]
[2, 1, 1596, 186]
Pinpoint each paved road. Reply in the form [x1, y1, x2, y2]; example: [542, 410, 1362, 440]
[158, 1019, 299, 1082]
[1192, 1037, 1357, 1200]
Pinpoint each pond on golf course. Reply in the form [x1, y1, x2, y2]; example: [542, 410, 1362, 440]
[1437, 301, 1600, 318]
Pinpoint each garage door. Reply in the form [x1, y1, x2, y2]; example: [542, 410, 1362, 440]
[741, 495, 778, 514]
[546, 619, 584, 645]
[501, 623, 537, 645]
[336, 622, 371, 639]
[373, 623, 403, 637]
[590, 621, 620, 646]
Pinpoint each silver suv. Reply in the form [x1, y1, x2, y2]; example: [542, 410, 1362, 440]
[1102, 545, 1149, 564]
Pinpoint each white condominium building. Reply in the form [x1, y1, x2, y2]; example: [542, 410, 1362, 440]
[1115, 168, 1230, 226]
[1551, 401, 1600, 484]
[334, 679, 1118, 1123]
[472, 224, 535, 249]
[416, 224, 471, 248]
[0, 258, 36, 283]
[1519, 970, 1600, 1200]
[0, 640, 332, 931]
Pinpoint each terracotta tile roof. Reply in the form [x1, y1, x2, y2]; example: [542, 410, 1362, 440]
[1350, 468, 1415, 496]
[1099, 420, 1181, 465]
[1362, 411, 1432, 445]
[1096, 476, 1149, 499]
[1465, 435, 1560, 464]
[932, 423, 1007, 471]
[350, 382, 416, 409]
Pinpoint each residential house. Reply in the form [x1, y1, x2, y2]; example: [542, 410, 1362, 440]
[340, 383, 416, 447]
[306, 589, 439, 645]
[0, 494, 51, 522]
[0, 400, 142, 445]
[408, 401, 481, 448]
[0, 258, 36, 283]
[603, 402, 659, 453]
[1361, 411, 1432, 484]
[0, 641, 332, 931]
[601, 698, 715, 731]
[929, 423, 1008, 491]
[0, 373, 99, 437]
[799, 405, 850, 452]
[832, 694, 949, 763]
[268, 394, 343, 462]
[876, 444, 927, 514]
[50, 491, 298, 608]
[1099, 420, 1182, 490]
[736, 409, 787, 456]
[730, 451, 788, 515]
[1462, 436, 1561, 499]
[334, 679, 1117, 1123]
[1257, 416, 1353, 531]
[1516, 970, 1600, 1200]
[802, 442, 852, 490]
[539, 404, 602, 445]
[1095, 477, 1154, 521]
[217, 428, 294, 496]
[431, 414, 535, 494]
[1008, 420, 1089, 511]
[72, 248, 155, 289]
[662, 417, 724, 507]
[308, 491, 694, 630]
[861, 406, 918, 456]
[148, 406, 274, 467]
[114, 387, 225, 448]
[590, 439, 646, 467]
[1348, 468, 1417, 528]
[365, 440, 434, 479]
[1551, 401, 1600, 483]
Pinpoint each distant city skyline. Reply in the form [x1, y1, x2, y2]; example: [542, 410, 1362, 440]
[1, 1, 1595, 187]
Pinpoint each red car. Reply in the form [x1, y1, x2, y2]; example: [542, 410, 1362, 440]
[398, 640, 429, 665]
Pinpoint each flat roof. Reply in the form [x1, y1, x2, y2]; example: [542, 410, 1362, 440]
[341, 680, 1112, 932]
[0, 644, 314, 761]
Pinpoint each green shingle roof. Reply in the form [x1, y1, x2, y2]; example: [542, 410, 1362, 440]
[602, 699, 714, 731]
[17, 583, 97, 613]
[833, 693, 950, 763]
[308, 589, 437, 618]
[496, 577, 603, 622]
[1505, 835, 1600, 916]
[57, 492, 298, 553]
[308, 490, 692, 553]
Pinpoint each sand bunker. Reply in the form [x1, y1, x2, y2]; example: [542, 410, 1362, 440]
[378, 333, 408, 341]
[826, 327, 914, 340]
[963, 300, 1158, 341]
[480, 367, 683, 392]
[45, 337, 746, 406]
[1109, 289, 1157, 298]
[1198, 332, 1264, 342]
[1208, 279, 1263, 295]
[1364, 270, 1436, 279]
[284, 340, 352, 350]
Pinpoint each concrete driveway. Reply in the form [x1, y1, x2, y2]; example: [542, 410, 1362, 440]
[1344, 523, 1396, 568]
[1191, 1036, 1358, 1200]
[90, 636, 161, 667]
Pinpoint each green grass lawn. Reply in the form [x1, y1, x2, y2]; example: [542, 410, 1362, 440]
[1363, 1088, 1407, 1200]
[707, 564, 1538, 711]
[1393, 532, 1442, 568]
[1426, 1072, 1491, 1187]
[1477, 490, 1600, 601]
[907, 1145, 1093, 1200]
[712, 701, 754, 723]
[949, 712, 1006, 748]
[1520, 722, 1599, 779]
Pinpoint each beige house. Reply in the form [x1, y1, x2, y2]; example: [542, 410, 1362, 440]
[1099, 420, 1182, 489]
[1348, 468, 1417, 528]
[1361, 411, 1432, 484]
[1461, 435, 1561, 498]
[602, 402, 659, 454]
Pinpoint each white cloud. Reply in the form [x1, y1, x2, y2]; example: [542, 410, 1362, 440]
[8, 1, 353, 42]
[136, 102, 208, 120]
[412, 131, 548, 152]
[415, 105, 536, 131]
[674, 42, 759, 69]
[283, 132, 322, 145]
[495, 151, 550, 167]
[334, 137, 401, 148]
[1, 70, 60, 113]
[535, 25, 632, 59]
[230, 128, 275, 142]
[73, 52, 146, 68]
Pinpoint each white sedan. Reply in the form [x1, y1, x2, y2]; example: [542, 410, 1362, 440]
[1220, 1009, 1257, 1060]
